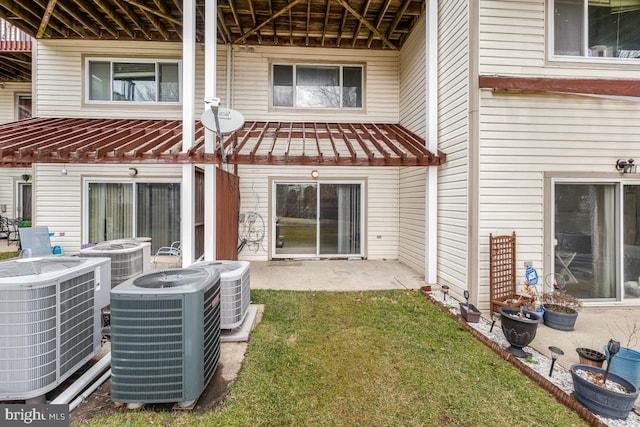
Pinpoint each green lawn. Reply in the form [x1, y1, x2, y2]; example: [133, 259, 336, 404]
[80, 290, 587, 427]
[0, 251, 20, 260]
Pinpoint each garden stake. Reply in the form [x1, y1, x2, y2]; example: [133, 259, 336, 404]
[604, 339, 621, 385]
[489, 312, 499, 333]
[548, 346, 564, 377]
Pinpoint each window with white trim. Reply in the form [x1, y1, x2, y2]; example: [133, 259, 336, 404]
[272, 64, 363, 109]
[16, 95, 31, 120]
[552, 0, 640, 59]
[87, 59, 181, 103]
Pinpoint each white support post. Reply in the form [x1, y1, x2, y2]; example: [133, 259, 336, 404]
[425, 0, 439, 284]
[181, 0, 196, 266]
[204, 0, 218, 261]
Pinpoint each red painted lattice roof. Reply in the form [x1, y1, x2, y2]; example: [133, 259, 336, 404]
[0, 117, 444, 167]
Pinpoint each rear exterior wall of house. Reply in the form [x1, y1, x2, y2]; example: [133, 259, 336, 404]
[475, 0, 640, 308]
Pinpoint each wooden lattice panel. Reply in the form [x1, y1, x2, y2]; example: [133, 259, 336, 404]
[489, 232, 516, 313]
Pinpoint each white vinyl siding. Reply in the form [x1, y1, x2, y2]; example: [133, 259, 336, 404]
[398, 168, 426, 272]
[0, 82, 32, 123]
[32, 163, 181, 255]
[437, 0, 471, 293]
[479, 0, 640, 78]
[35, 41, 398, 122]
[399, 15, 426, 138]
[35, 39, 226, 119]
[236, 165, 399, 261]
[398, 15, 427, 273]
[476, 91, 640, 309]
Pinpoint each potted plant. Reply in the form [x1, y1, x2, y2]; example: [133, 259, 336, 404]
[459, 290, 481, 323]
[499, 306, 542, 358]
[541, 291, 582, 331]
[571, 364, 638, 419]
[571, 340, 639, 420]
[576, 347, 606, 368]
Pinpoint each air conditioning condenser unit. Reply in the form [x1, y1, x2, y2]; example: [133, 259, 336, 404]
[110, 267, 221, 406]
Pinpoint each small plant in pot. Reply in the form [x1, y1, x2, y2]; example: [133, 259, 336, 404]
[571, 339, 639, 420]
[541, 290, 582, 331]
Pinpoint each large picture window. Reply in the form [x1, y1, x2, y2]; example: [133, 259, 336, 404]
[553, 0, 640, 59]
[272, 64, 363, 109]
[87, 59, 181, 103]
[86, 181, 180, 252]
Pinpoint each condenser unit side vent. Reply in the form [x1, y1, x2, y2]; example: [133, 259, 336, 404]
[111, 296, 186, 403]
[0, 257, 110, 401]
[58, 272, 96, 376]
[203, 284, 221, 385]
[0, 284, 57, 396]
[191, 260, 250, 330]
[80, 241, 147, 288]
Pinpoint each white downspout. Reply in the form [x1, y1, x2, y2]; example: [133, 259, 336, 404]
[226, 44, 232, 107]
[203, 0, 218, 261]
[182, 0, 196, 266]
[425, 0, 439, 285]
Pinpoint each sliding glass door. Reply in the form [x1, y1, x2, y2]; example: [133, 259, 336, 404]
[87, 181, 180, 252]
[554, 184, 617, 300]
[273, 181, 363, 258]
[554, 181, 640, 302]
[623, 185, 640, 300]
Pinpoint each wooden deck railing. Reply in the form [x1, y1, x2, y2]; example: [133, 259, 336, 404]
[0, 19, 32, 52]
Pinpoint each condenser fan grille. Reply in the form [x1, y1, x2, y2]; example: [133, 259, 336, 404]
[92, 242, 138, 251]
[133, 269, 209, 289]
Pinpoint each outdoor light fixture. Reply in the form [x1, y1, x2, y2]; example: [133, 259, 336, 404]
[60, 167, 67, 176]
[311, 170, 319, 179]
[441, 284, 449, 301]
[128, 167, 138, 177]
[0, 204, 6, 213]
[616, 158, 637, 174]
[489, 311, 500, 333]
[548, 346, 564, 377]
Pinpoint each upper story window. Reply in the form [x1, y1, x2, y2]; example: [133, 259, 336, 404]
[272, 64, 363, 109]
[16, 95, 31, 120]
[87, 59, 181, 103]
[553, 0, 640, 59]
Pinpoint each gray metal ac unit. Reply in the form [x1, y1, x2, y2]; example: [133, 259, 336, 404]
[192, 260, 250, 329]
[80, 240, 151, 288]
[0, 256, 111, 402]
[110, 267, 221, 405]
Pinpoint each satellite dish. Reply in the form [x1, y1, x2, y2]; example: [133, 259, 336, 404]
[200, 107, 245, 134]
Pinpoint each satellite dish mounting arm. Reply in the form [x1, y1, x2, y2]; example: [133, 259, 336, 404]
[204, 97, 226, 163]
